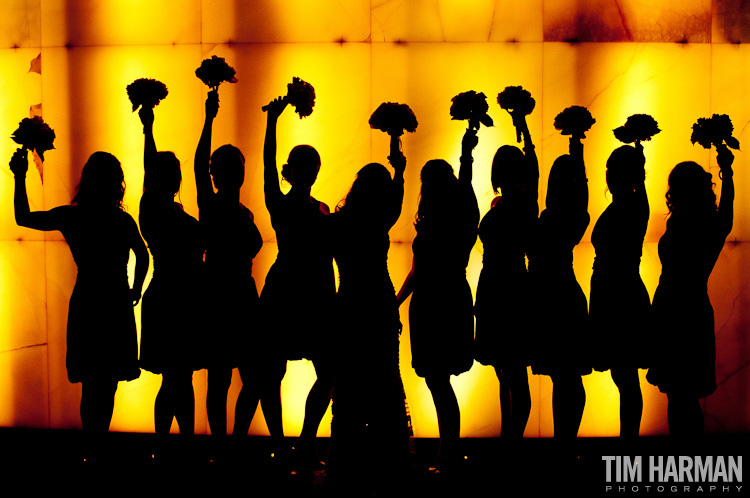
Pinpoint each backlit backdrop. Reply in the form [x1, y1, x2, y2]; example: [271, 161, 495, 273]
[0, 0, 749, 437]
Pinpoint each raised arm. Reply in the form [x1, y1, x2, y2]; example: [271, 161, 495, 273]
[517, 112, 539, 193]
[10, 148, 62, 231]
[634, 142, 650, 229]
[195, 90, 219, 209]
[139, 106, 157, 192]
[262, 97, 289, 212]
[386, 135, 406, 227]
[716, 143, 735, 238]
[458, 127, 477, 185]
[128, 215, 149, 306]
[569, 135, 589, 213]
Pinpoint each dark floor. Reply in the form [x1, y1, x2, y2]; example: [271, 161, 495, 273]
[0, 428, 745, 497]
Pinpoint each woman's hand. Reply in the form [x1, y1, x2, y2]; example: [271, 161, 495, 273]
[263, 96, 288, 120]
[10, 148, 28, 178]
[462, 127, 478, 154]
[139, 106, 154, 131]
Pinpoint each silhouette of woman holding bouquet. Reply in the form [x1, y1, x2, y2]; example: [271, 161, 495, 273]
[527, 130, 591, 439]
[397, 128, 479, 472]
[647, 144, 735, 437]
[195, 90, 264, 440]
[474, 107, 537, 440]
[11, 148, 148, 434]
[240, 95, 335, 463]
[590, 143, 650, 438]
[137, 106, 204, 436]
[327, 141, 412, 494]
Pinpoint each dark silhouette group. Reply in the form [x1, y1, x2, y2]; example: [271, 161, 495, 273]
[8, 80, 737, 491]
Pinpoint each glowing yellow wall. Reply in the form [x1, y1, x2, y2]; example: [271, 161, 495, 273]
[1, 0, 749, 437]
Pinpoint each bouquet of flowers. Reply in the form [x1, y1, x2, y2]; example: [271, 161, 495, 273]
[195, 55, 238, 92]
[450, 90, 493, 130]
[691, 114, 740, 150]
[285, 77, 315, 118]
[497, 86, 535, 142]
[554, 105, 596, 139]
[11, 116, 56, 181]
[614, 114, 661, 144]
[126, 78, 168, 112]
[369, 102, 418, 137]
[12, 116, 55, 161]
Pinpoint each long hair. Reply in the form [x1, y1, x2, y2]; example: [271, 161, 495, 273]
[491, 145, 525, 195]
[416, 159, 459, 230]
[337, 163, 391, 215]
[71, 152, 125, 209]
[665, 161, 717, 216]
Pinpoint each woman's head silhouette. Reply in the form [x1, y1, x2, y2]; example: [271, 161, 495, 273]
[606, 145, 645, 198]
[282, 145, 321, 190]
[338, 162, 391, 214]
[491, 145, 525, 195]
[666, 161, 716, 216]
[210, 144, 245, 191]
[151, 151, 182, 197]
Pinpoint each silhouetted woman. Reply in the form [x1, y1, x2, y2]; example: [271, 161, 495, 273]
[646, 146, 734, 437]
[474, 111, 537, 440]
[397, 128, 480, 472]
[527, 134, 590, 439]
[327, 145, 412, 494]
[10, 148, 148, 434]
[195, 90, 263, 440]
[237, 96, 335, 463]
[590, 144, 650, 438]
[137, 106, 204, 436]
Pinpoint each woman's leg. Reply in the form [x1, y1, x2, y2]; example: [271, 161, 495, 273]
[500, 364, 531, 439]
[299, 358, 334, 443]
[259, 359, 286, 444]
[206, 367, 233, 438]
[80, 378, 119, 433]
[233, 365, 262, 437]
[551, 373, 586, 439]
[425, 375, 460, 469]
[611, 367, 643, 438]
[667, 393, 703, 437]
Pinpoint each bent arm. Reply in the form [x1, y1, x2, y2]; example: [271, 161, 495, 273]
[396, 257, 416, 306]
[129, 218, 149, 305]
[11, 148, 62, 231]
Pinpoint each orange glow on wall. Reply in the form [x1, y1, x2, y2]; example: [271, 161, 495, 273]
[0, 1, 748, 438]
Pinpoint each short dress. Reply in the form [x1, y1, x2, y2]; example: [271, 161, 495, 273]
[200, 197, 263, 368]
[138, 194, 206, 374]
[646, 213, 731, 398]
[527, 206, 592, 377]
[474, 196, 538, 369]
[589, 200, 651, 371]
[409, 183, 479, 379]
[53, 205, 143, 384]
[261, 195, 335, 362]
